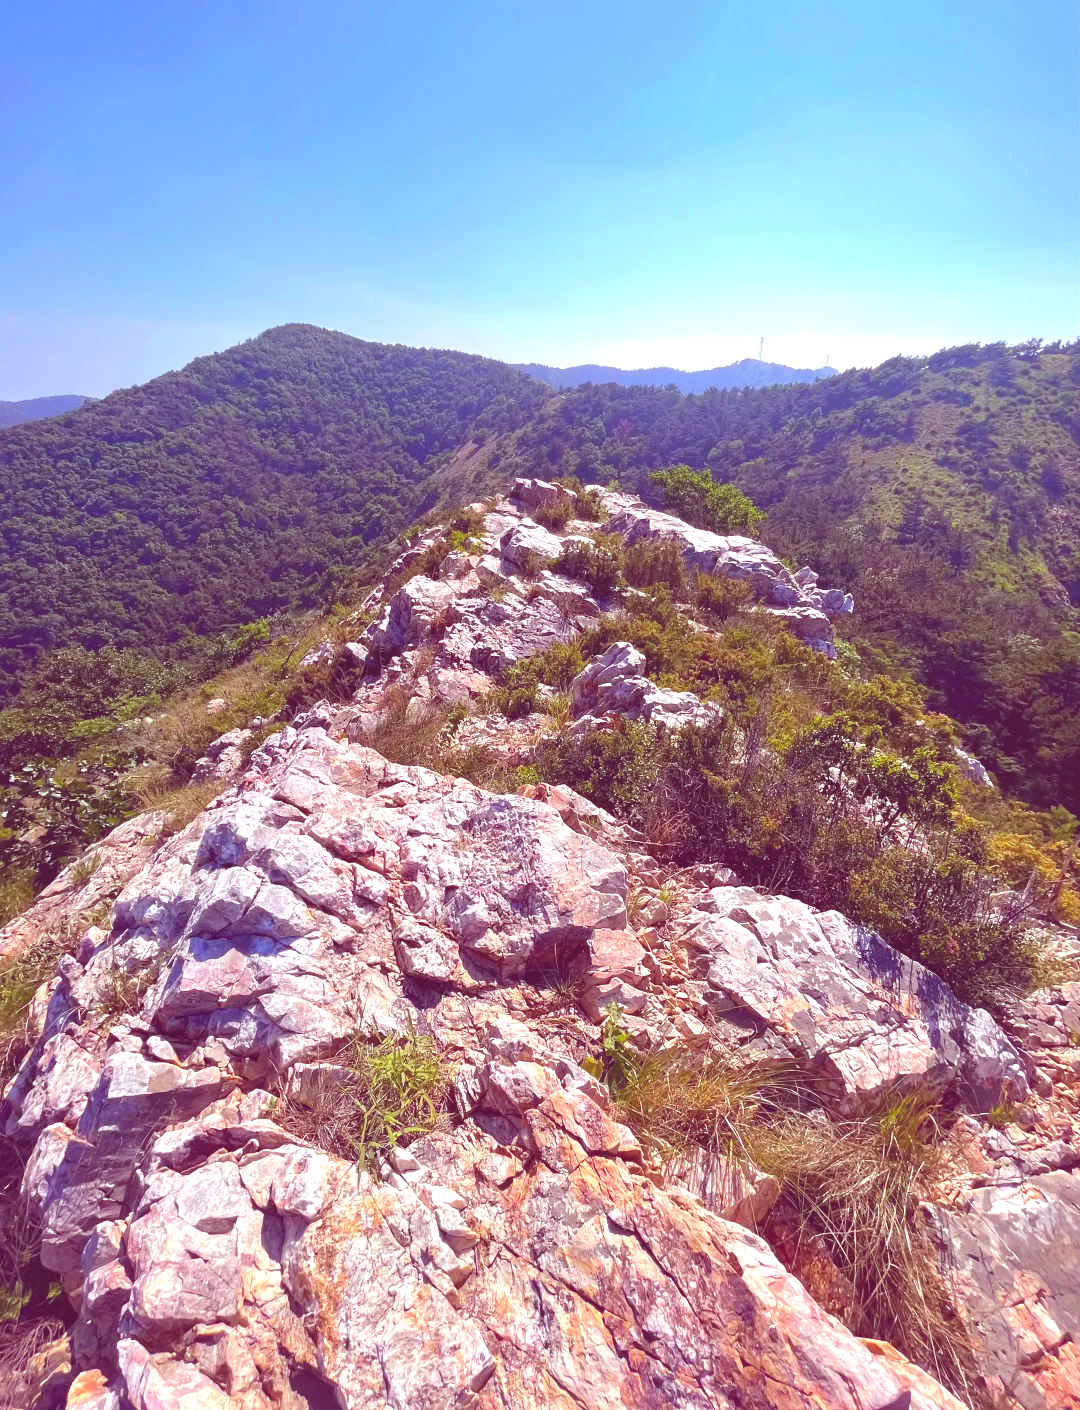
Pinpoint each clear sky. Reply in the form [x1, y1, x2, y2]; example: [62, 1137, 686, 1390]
[1, 0, 1076, 398]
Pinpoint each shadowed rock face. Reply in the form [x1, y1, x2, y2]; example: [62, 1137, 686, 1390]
[0, 485, 1071, 1410]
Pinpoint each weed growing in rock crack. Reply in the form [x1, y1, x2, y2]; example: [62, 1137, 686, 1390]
[149, 780, 228, 839]
[544, 692, 572, 728]
[517, 548, 549, 580]
[624, 886, 647, 927]
[0, 1313, 66, 1407]
[582, 1003, 639, 1092]
[67, 851, 102, 887]
[96, 951, 163, 1019]
[985, 1099, 1016, 1130]
[367, 690, 522, 792]
[277, 1031, 450, 1175]
[0, 872, 34, 929]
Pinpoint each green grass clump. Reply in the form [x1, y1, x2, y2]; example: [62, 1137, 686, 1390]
[487, 641, 586, 719]
[277, 1030, 450, 1175]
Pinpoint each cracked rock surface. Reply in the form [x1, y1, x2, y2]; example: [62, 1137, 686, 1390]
[3, 720, 986, 1410]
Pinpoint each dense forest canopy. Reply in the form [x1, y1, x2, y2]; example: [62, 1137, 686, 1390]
[0, 324, 548, 693]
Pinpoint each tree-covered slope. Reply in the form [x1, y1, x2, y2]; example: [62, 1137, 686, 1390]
[2, 330, 1077, 808]
[0, 325, 547, 693]
[499, 341, 1080, 807]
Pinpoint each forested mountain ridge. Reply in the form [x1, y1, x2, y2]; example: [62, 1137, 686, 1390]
[1, 327, 1077, 808]
[0, 325, 548, 693]
[497, 340, 1080, 806]
[514, 357, 834, 394]
[0, 394, 89, 428]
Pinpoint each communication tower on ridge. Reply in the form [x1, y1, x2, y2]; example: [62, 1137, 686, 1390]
[758, 337, 764, 361]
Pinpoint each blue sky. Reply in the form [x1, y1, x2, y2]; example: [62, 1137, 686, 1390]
[1, 0, 1076, 398]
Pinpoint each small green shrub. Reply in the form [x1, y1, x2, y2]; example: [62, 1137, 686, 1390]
[538, 707, 1043, 1012]
[532, 500, 574, 532]
[555, 535, 626, 596]
[582, 1002, 638, 1092]
[623, 540, 689, 595]
[650, 464, 766, 536]
[692, 572, 753, 622]
[550, 475, 607, 523]
[488, 641, 586, 719]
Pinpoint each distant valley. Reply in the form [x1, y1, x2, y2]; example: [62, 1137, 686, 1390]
[513, 357, 835, 394]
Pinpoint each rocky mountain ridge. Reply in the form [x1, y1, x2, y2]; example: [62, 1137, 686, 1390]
[1, 482, 1078, 1410]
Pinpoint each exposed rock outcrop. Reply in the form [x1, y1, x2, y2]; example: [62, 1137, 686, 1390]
[0, 721, 990, 1409]
[2, 486, 1077, 1410]
[569, 641, 723, 734]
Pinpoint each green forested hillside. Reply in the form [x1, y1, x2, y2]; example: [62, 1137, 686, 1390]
[498, 341, 1080, 808]
[0, 324, 547, 694]
[1, 331, 1077, 811]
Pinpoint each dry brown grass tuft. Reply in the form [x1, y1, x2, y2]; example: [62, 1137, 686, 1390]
[0, 1135, 65, 1408]
[364, 690, 522, 794]
[614, 1046, 787, 1167]
[0, 930, 72, 1088]
[0, 1314, 66, 1408]
[367, 688, 447, 770]
[751, 1093, 978, 1403]
[143, 780, 228, 839]
[608, 1033, 976, 1403]
[0, 872, 34, 931]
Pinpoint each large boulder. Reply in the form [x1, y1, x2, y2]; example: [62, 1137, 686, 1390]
[931, 1172, 1080, 1407]
[512, 476, 578, 512]
[499, 520, 563, 570]
[683, 886, 1029, 1111]
[363, 575, 459, 657]
[570, 641, 721, 732]
[0, 723, 1033, 1409]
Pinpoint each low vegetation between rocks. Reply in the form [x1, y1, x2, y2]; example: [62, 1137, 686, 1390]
[274, 1030, 452, 1175]
[589, 1004, 977, 1402]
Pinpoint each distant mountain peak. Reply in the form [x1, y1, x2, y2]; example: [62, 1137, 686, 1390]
[0, 394, 90, 428]
[512, 359, 835, 395]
